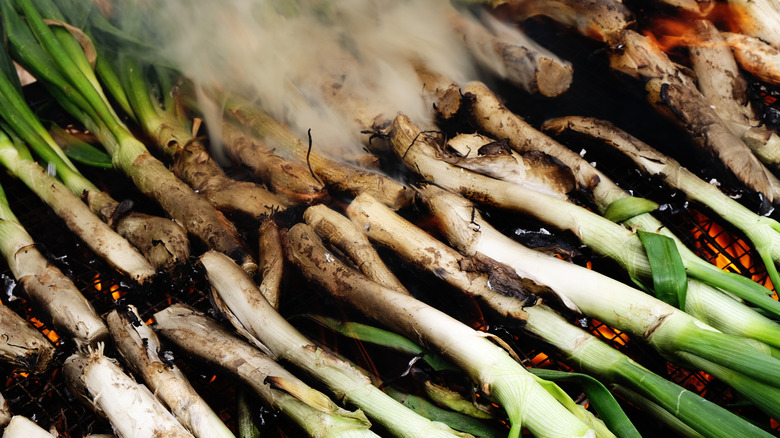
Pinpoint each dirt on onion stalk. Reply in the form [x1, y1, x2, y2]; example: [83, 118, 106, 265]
[0, 304, 54, 374]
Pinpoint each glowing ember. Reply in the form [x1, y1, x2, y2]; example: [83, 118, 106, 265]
[690, 210, 776, 293]
[43, 329, 59, 343]
[590, 320, 629, 347]
[639, 3, 755, 53]
[530, 351, 549, 367]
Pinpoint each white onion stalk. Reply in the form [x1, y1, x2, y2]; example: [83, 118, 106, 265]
[724, 32, 780, 86]
[257, 219, 285, 308]
[200, 251, 469, 438]
[725, 0, 780, 48]
[1, 416, 55, 438]
[107, 306, 234, 438]
[62, 345, 194, 438]
[153, 304, 380, 438]
[427, 82, 780, 321]
[0, 391, 10, 429]
[345, 190, 775, 438]
[0, 302, 53, 373]
[0, 133, 155, 284]
[0, 178, 106, 348]
[283, 224, 596, 438]
[303, 205, 409, 294]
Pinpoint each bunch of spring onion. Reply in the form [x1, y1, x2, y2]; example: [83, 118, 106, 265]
[152, 304, 381, 438]
[0, 0, 256, 274]
[432, 81, 780, 350]
[0, 159, 106, 348]
[423, 78, 780, 328]
[543, 116, 780, 302]
[202, 250, 507, 438]
[78, 14, 288, 219]
[107, 305, 235, 438]
[203, 249, 599, 438]
[415, 186, 776, 437]
[383, 114, 780, 419]
[0, 24, 188, 277]
[412, 77, 780, 378]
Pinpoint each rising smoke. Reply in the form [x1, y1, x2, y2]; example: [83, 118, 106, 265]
[136, 0, 480, 159]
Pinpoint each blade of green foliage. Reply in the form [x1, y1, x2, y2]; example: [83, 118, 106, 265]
[638, 230, 687, 309]
[529, 369, 640, 438]
[604, 197, 659, 223]
[237, 389, 261, 438]
[48, 125, 112, 168]
[385, 387, 504, 438]
[609, 385, 705, 438]
[306, 315, 457, 372]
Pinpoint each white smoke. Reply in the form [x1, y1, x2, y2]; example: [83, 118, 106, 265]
[142, 0, 478, 159]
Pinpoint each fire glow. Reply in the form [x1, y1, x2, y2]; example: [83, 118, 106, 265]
[690, 210, 776, 293]
[91, 273, 127, 301]
[641, 3, 755, 53]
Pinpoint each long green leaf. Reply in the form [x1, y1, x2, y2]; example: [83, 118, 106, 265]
[385, 387, 504, 438]
[609, 385, 705, 438]
[306, 315, 457, 372]
[529, 368, 640, 438]
[638, 230, 687, 309]
[48, 125, 112, 168]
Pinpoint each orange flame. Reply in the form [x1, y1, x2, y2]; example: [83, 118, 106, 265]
[43, 329, 60, 343]
[92, 272, 128, 300]
[530, 351, 549, 367]
[590, 319, 630, 347]
[690, 211, 775, 293]
[706, 3, 755, 34]
[642, 4, 754, 53]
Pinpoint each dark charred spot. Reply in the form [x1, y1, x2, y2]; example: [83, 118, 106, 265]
[477, 138, 512, 156]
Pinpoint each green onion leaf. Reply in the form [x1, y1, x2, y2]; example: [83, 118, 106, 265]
[237, 390, 261, 438]
[385, 387, 504, 438]
[604, 197, 659, 223]
[48, 126, 112, 168]
[610, 385, 705, 438]
[529, 368, 641, 438]
[305, 315, 457, 372]
[423, 381, 495, 420]
[638, 230, 687, 309]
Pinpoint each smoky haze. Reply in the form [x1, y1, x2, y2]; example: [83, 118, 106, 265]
[140, 0, 480, 160]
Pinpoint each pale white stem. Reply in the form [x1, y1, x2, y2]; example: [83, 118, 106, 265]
[0, 213, 106, 349]
[0, 392, 10, 430]
[724, 32, 780, 86]
[1, 416, 55, 438]
[0, 302, 54, 373]
[726, 0, 780, 48]
[63, 347, 194, 438]
[107, 306, 234, 438]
